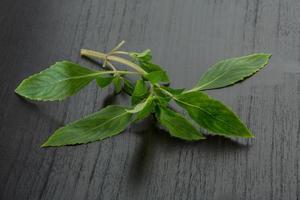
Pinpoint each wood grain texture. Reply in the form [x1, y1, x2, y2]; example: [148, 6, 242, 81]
[0, 0, 300, 199]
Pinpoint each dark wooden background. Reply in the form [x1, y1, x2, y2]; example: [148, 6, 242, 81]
[0, 0, 299, 199]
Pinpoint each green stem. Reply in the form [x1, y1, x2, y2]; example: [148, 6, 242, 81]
[157, 85, 228, 126]
[80, 49, 146, 74]
[65, 70, 141, 80]
[156, 84, 174, 98]
[99, 70, 140, 75]
[106, 61, 117, 71]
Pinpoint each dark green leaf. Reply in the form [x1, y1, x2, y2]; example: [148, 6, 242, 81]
[139, 62, 165, 73]
[155, 106, 205, 141]
[15, 61, 98, 101]
[136, 100, 154, 121]
[127, 95, 155, 121]
[153, 86, 184, 105]
[113, 76, 123, 93]
[42, 105, 132, 147]
[193, 53, 271, 91]
[123, 78, 135, 95]
[155, 96, 170, 106]
[132, 80, 148, 105]
[153, 87, 172, 106]
[96, 76, 114, 88]
[175, 91, 253, 138]
[143, 71, 169, 84]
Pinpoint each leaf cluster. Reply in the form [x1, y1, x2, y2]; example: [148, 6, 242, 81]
[15, 41, 271, 147]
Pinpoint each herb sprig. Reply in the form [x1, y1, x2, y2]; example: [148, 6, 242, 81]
[15, 41, 271, 147]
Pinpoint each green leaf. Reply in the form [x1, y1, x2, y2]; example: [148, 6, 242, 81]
[113, 76, 123, 93]
[123, 78, 135, 95]
[193, 53, 271, 91]
[143, 71, 169, 84]
[153, 86, 184, 106]
[96, 76, 114, 88]
[153, 87, 172, 106]
[132, 80, 148, 105]
[130, 49, 165, 73]
[175, 91, 253, 138]
[42, 105, 132, 147]
[127, 95, 154, 121]
[139, 62, 165, 73]
[160, 86, 185, 95]
[135, 100, 154, 121]
[155, 106, 205, 141]
[15, 61, 99, 101]
[130, 49, 152, 62]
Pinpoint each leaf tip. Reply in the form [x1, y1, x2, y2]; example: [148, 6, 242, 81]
[197, 135, 206, 140]
[261, 53, 272, 60]
[242, 131, 255, 138]
[14, 87, 20, 95]
[41, 139, 53, 147]
[40, 142, 49, 148]
[41, 135, 58, 147]
[14, 84, 26, 98]
[240, 126, 255, 138]
[257, 53, 272, 63]
[41, 140, 61, 148]
[15, 80, 23, 93]
[182, 134, 206, 141]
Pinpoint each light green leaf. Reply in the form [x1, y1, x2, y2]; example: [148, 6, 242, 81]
[42, 105, 132, 147]
[127, 95, 154, 121]
[143, 71, 169, 84]
[193, 53, 271, 91]
[130, 49, 165, 72]
[130, 49, 152, 62]
[96, 76, 114, 88]
[113, 76, 123, 93]
[15, 61, 99, 101]
[175, 91, 253, 138]
[156, 106, 205, 141]
[132, 80, 148, 105]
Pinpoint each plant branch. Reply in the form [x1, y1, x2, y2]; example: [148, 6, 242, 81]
[106, 61, 117, 71]
[98, 70, 140, 75]
[82, 70, 141, 79]
[80, 49, 146, 74]
[156, 85, 174, 98]
[111, 51, 130, 55]
[110, 40, 126, 53]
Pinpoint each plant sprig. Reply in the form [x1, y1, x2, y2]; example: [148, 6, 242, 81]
[15, 41, 271, 147]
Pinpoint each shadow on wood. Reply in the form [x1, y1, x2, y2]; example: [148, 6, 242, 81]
[128, 115, 250, 187]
